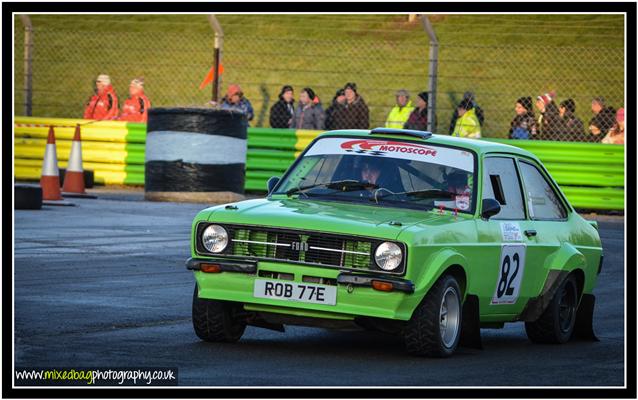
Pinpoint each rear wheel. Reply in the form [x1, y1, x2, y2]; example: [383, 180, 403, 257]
[525, 274, 578, 344]
[404, 274, 462, 357]
[192, 285, 246, 342]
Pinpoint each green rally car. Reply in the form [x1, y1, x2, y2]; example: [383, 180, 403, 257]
[186, 128, 603, 357]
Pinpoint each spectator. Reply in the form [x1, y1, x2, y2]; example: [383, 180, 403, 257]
[404, 91, 429, 131]
[448, 91, 484, 135]
[452, 98, 481, 138]
[557, 98, 585, 141]
[118, 78, 151, 123]
[602, 107, 624, 145]
[269, 85, 295, 128]
[385, 89, 413, 129]
[340, 82, 369, 129]
[220, 84, 254, 122]
[535, 91, 561, 140]
[291, 87, 325, 130]
[83, 74, 119, 120]
[588, 97, 616, 141]
[509, 96, 537, 140]
[325, 88, 346, 130]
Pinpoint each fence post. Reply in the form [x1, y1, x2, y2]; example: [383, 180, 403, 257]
[420, 15, 438, 133]
[207, 15, 224, 103]
[19, 15, 33, 116]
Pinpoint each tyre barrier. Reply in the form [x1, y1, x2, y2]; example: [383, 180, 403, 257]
[59, 169, 95, 189]
[14, 117, 625, 210]
[14, 184, 43, 210]
[144, 108, 248, 203]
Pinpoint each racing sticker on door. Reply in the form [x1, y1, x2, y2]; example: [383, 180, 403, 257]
[491, 244, 526, 305]
[500, 222, 522, 241]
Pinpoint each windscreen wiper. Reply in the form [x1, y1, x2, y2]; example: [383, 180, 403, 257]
[375, 188, 459, 200]
[286, 180, 378, 196]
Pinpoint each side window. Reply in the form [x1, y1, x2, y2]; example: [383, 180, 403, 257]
[482, 157, 525, 220]
[519, 161, 567, 220]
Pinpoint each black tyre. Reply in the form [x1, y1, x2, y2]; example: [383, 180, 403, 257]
[525, 274, 578, 344]
[404, 274, 462, 357]
[192, 285, 246, 342]
[14, 185, 43, 210]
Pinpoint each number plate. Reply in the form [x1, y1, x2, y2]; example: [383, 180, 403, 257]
[253, 279, 337, 306]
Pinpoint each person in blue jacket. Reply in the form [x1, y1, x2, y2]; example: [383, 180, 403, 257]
[220, 84, 254, 123]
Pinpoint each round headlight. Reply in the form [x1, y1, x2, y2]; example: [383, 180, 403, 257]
[202, 224, 228, 253]
[374, 242, 403, 271]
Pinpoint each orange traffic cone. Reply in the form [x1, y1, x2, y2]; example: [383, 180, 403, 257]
[40, 126, 63, 201]
[62, 124, 86, 194]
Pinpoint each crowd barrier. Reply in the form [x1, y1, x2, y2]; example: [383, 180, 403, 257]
[14, 117, 146, 185]
[14, 117, 624, 211]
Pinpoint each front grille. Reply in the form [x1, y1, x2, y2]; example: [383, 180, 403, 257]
[196, 223, 405, 275]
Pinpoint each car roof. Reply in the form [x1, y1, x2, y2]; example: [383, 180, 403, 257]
[317, 129, 541, 161]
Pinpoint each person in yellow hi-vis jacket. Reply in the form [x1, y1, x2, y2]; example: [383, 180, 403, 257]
[385, 89, 413, 129]
[452, 97, 482, 138]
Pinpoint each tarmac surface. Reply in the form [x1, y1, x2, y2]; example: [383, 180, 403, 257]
[13, 188, 626, 387]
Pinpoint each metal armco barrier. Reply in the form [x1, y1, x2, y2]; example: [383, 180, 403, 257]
[484, 139, 624, 211]
[14, 117, 624, 210]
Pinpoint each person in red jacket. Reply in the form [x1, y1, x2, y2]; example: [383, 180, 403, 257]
[83, 74, 119, 120]
[119, 78, 151, 123]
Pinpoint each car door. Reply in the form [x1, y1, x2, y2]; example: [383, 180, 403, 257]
[476, 155, 543, 318]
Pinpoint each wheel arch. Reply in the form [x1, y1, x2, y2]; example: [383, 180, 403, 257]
[519, 267, 586, 323]
[542, 242, 590, 294]
[443, 264, 467, 298]
[410, 249, 470, 306]
[569, 268, 585, 300]
[543, 243, 587, 274]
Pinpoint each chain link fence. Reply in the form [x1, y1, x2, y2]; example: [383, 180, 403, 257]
[436, 43, 624, 142]
[14, 14, 625, 142]
[13, 26, 215, 118]
[221, 34, 429, 129]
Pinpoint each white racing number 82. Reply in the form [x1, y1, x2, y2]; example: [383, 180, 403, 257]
[491, 244, 526, 305]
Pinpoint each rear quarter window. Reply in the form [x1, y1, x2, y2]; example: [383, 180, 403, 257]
[518, 161, 567, 220]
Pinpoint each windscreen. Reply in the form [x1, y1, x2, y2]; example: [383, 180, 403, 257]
[274, 137, 476, 213]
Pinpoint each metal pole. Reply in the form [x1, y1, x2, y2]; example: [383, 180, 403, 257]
[207, 15, 224, 103]
[212, 47, 220, 103]
[421, 15, 438, 133]
[20, 15, 33, 116]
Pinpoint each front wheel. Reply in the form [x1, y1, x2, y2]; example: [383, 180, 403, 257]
[525, 274, 578, 344]
[404, 274, 462, 357]
[192, 284, 246, 342]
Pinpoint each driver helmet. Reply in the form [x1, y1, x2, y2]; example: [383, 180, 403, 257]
[359, 156, 384, 171]
[446, 169, 469, 193]
[359, 156, 385, 185]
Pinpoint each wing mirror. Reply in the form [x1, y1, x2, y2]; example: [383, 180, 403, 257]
[266, 176, 280, 194]
[481, 198, 501, 220]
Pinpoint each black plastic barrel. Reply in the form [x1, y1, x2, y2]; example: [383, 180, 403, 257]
[145, 108, 247, 203]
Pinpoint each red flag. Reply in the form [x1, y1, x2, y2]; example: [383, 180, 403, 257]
[199, 62, 224, 90]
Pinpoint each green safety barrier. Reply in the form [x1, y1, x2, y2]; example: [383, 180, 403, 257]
[14, 117, 146, 185]
[14, 117, 624, 210]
